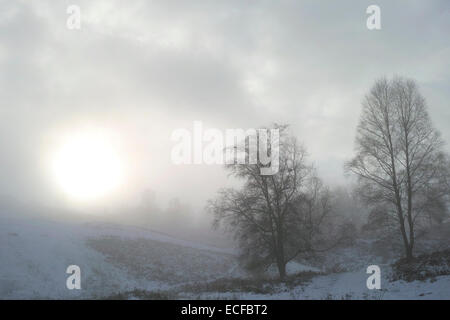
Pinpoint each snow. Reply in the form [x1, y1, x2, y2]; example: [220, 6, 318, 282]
[0, 211, 235, 299]
[1, 211, 449, 299]
[0, 214, 156, 299]
[191, 269, 450, 300]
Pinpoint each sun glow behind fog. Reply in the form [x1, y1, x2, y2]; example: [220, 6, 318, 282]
[51, 129, 123, 202]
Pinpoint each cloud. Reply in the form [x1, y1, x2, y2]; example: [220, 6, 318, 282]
[0, 0, 448, 207]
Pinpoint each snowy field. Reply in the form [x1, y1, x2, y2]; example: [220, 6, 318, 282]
[1, 211, 449, 300]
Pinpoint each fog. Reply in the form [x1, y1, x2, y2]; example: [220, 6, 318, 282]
[2, 0, 450, 301]
[1, 0, 449, 242]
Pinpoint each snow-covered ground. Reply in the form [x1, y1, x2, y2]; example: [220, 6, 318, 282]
[1, 211, 449, 299]
[193, 268, 450, 300]
[1, 214, 158, 299]
[0, 210, 240, 299]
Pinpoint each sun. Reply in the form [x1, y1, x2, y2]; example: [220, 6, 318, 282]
[51, 129, 123, 201]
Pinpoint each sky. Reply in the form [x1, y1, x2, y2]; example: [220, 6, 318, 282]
[0, 0, 449, 212]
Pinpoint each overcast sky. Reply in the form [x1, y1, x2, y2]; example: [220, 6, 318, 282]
[0, 0, 449, 211]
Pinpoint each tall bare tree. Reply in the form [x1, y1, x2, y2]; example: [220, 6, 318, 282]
[347, 77, 449, 261]
[209, 125, 334, 279]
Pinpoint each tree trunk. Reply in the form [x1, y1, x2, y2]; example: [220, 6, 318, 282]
[275, 222, 286, 280]
[405, 243, 414, 262]
[276, 258, 287, 280]
[398, 217, 412, 261]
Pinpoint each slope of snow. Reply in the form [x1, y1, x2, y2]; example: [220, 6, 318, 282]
[1, 211, 449, 299]
[0, 213, 235, 299]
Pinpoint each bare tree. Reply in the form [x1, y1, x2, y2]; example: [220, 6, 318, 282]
[208, 125, 334, 279]
[346, 76, 449, 261]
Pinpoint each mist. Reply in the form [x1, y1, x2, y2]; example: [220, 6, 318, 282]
[1, 0, 449, 300]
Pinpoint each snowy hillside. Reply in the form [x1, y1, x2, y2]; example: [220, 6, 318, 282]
[0, 212, 239, 299]
[1, 211, 449, 299]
